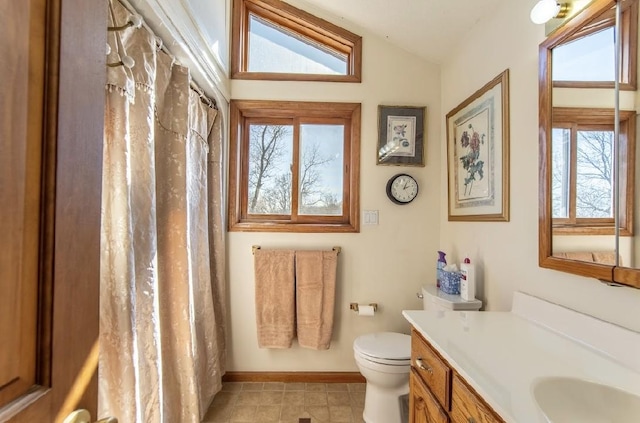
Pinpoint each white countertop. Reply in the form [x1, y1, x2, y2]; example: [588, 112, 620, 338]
[403, 296, 640, 423]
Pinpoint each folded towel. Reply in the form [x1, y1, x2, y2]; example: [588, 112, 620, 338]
[254, 249, 296, 348]
[592, 251, 620, 265]
[295, 250, 338, 350]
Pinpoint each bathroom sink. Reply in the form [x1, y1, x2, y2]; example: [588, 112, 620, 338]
[532, 377, 640, 422]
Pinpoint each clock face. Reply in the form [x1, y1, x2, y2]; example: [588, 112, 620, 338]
[386, 174, 418, 204]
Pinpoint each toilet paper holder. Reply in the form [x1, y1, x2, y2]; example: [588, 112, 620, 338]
[350, 303, 378, 312]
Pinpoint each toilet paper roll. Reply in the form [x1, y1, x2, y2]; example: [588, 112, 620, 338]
[357, 305, 375, 317]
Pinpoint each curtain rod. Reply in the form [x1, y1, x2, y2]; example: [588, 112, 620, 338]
[109, 0, 217, 109]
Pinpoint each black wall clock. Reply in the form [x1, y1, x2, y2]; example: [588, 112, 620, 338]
[386, 173, 419, 205]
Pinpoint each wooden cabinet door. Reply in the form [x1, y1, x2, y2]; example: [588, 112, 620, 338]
[450, 374, 504, 423]
[0, 0, 105, 421]
[409, 369, 449, 423]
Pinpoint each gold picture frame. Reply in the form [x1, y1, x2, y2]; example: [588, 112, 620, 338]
[446, 69, 510, 221]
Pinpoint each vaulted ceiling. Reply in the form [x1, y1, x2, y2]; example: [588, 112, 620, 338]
[299, 0, 510, 64]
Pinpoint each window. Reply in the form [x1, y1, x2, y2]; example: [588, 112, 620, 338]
[552, 0, 637, 90]
[231, 0, 362, 82]
[228, 100, 361, 232]
[552, 107, 635, 235]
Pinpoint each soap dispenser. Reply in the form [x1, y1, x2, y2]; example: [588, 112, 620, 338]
[460, 256, 476, 301]
[436, 251, 447, 288]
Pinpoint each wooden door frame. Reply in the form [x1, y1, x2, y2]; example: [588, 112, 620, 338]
[1, 0, 106, 420]
[49, 0, 106, 419]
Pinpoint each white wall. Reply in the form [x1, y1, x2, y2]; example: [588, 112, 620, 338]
[440, 0, 640, 329]
[224, 0, 640, 373]
[226, 3, 441, 371]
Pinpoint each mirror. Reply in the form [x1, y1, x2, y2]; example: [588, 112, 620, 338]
[539, 0, 640, 288]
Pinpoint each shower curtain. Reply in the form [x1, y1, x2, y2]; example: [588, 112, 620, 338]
[99, 3, 226, 421]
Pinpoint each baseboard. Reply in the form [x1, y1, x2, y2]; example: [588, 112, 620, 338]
[222, 371, 365, 383]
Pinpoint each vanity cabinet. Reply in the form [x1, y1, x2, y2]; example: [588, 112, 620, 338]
[409, 328, 505, 423]
[409, 369, 449, 423]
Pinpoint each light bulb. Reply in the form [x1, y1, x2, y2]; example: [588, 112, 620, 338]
[530, 0, 561, 24]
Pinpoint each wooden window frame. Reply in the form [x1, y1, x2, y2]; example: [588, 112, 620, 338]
[228, 100, 361, 232]
[231, 0, 362, 82]
[552, 107, 635, 236]
[553, 0, 638, 90]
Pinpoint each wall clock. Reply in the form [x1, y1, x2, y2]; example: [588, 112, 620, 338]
[386, 173, 419, 205]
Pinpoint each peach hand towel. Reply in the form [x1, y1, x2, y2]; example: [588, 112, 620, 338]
[295, 250, 338, 350]
[254, 249, 296, 348]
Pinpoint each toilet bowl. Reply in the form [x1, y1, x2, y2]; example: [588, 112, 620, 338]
[353, 332, 411, 423]
[353, 285, 483, 422]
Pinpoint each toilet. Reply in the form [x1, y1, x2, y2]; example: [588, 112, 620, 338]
[353, 285, 482, 423]
[354, 332, 411, 423]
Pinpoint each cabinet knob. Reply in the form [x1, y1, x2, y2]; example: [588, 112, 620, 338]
[415, 358, 433, 374]
[467, 418, 477, 423]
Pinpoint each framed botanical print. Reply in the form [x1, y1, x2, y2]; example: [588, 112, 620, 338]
[446, 69, 510, 221]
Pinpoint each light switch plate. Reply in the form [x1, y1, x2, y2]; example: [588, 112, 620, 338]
[363, 210, 379, 225]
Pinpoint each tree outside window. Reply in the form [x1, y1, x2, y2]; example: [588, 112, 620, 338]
[551, 107, 635, 236]
[228, 100, 360, 232]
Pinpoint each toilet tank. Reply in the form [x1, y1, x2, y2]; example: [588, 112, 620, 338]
[421, 285, 482, 312]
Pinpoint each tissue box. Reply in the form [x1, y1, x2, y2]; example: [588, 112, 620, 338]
[440, 270, 461, 295]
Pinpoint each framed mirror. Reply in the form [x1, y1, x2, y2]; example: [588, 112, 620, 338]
[539, 0, 640, 288]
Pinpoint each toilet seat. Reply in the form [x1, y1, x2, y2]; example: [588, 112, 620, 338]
[353, 332, 411, 366]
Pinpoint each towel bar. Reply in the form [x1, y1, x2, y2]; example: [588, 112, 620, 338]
[252, 245, 341, 255]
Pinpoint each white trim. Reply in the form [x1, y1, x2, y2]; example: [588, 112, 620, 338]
[127, 0, 231, 109]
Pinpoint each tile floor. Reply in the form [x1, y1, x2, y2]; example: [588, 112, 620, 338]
[203, 382, 366, 423]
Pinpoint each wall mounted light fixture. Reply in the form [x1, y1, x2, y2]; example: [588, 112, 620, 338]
[530, 0, 571, 24]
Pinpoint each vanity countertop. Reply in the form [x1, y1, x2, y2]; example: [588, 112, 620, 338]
[403, 294, 640, 423]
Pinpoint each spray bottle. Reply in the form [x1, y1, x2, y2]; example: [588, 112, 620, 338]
[460, 255, 476, 301]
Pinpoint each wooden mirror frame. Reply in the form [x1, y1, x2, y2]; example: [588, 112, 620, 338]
[539, 0, 640, 288]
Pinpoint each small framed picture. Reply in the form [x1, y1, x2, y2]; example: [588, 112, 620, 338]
[377, 105, 426, 166]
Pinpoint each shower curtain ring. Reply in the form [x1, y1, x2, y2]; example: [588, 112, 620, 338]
[108, 14, 143, 31]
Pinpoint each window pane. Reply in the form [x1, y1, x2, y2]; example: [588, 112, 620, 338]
[552, 27, 615, 82]
[552, 128, 570, 218]
[298, 124, 344, 216]
[247, 124, 293, 214]
[576, 130, 613, 218]
[248, 14, 347, 75]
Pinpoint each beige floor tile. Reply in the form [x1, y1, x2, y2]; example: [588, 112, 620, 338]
[327, 391, 351, 406]
[221, 382, 242, 392]
[241, 382, 264, 391]
[255, 405, 280, 422]
[218, 381, 367, 423]
[229, 405, 256, 422]
[280, 405, 305, 422]
[305, 383, 326, 392]
[260, 390, 284, 404]
[349, 391, 366, 407]
[283, 391, 305, 405]
[325, 383, 349, 391]
[285, 382, 306, 391]
[202, 401, 233, 422]
[235, 391, 262, 406]
[306, 405, 330, 421]
[305, 392, 328, 406]
[347, 383, 366, 392]
[351, 406, 365, 423]
[329, 406, 353, 422]
[262, 382, 285, 391]
[211, 391, 239, 407]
